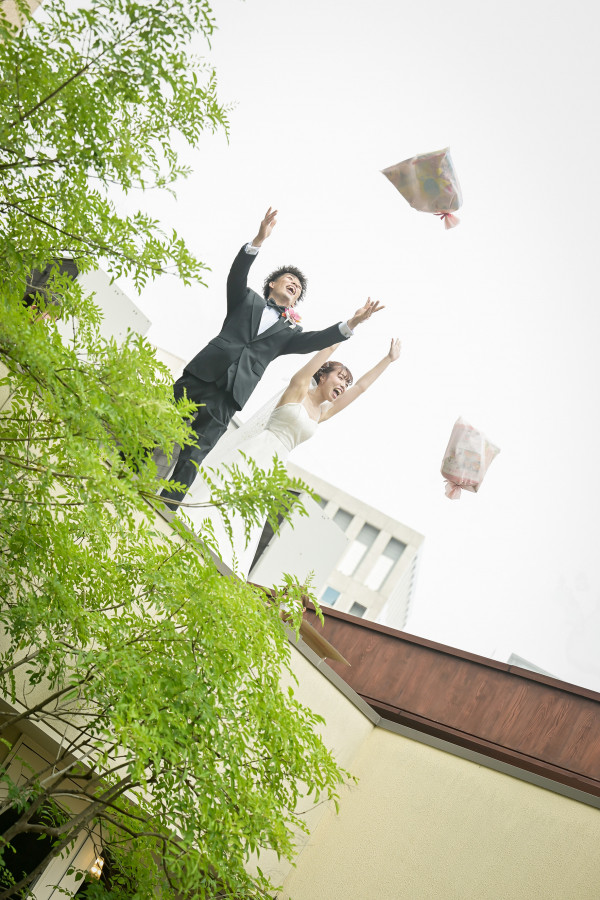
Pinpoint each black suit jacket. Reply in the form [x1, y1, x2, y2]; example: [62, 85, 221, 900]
[185, 245, 349, 409]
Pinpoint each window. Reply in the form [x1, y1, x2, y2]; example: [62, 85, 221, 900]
[317, 495, 328, 509]
[348, 602, 367, 618]
[321, 586, 340, 606]
[0, 802, 64, 888]
[364, 537, 407, 591]
[22, 258, 79, 309]
[337, 523, 379, 575]
[333, 507, 353, 532]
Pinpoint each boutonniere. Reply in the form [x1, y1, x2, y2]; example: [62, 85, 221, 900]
[281, 307, 302, 328]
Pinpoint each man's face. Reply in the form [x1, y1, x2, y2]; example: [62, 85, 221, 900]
[268, 273, 302, 307]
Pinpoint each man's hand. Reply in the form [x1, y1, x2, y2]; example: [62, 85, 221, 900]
[347, 297, 385, 330]
[251, 207, 278, 248]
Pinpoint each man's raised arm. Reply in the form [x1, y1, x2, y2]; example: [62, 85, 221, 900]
[346, 297, 385, 331]
[250, 206, 278, 249]
[285, 297, 385, 355]
[226, 207, 278, 315]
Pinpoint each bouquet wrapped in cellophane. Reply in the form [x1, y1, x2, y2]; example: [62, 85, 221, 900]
[382, 147, 462, 229]
[441, 418, 500, 499]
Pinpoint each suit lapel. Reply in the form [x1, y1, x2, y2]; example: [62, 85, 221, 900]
[250, 295, 263, 337]
[252, 314, 288, 343]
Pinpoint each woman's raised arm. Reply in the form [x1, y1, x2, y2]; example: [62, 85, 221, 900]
[320, 338, 401, 420]
[277, 343, 341, 407]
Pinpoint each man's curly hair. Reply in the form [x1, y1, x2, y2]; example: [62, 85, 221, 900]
[263, 266, 308, 303]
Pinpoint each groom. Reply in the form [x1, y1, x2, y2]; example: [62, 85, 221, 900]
[160, 208, 382, 509]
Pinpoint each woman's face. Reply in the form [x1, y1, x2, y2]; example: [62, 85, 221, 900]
[322, 367, 350, 402]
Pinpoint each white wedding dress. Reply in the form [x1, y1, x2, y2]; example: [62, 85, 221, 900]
[184, 402, 319, 577]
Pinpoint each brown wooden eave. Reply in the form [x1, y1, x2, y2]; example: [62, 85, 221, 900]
[303, 604, 600, 799]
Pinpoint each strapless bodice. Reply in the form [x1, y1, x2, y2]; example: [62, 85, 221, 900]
[265, 403, 319, 453]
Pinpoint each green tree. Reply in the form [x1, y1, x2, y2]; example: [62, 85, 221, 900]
[0, 1, 347, 897]
[1, 0, 227, 293]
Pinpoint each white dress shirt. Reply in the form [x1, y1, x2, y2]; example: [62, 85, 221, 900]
[244, 243, 354, 338]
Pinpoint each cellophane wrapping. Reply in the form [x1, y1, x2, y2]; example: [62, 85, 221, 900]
[441, 418, 500, 499]
[382, 148, 462, 227]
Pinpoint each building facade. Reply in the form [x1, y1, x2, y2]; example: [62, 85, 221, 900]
[273, 607, 600, 900]
[250, 462, 424, 630]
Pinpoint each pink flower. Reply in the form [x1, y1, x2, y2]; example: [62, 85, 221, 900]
[282, 307, 302, 326]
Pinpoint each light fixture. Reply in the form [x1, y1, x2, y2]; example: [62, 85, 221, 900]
[89, 857, 104, 880]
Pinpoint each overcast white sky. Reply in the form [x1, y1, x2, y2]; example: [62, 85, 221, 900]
[118, 0, 600, 691]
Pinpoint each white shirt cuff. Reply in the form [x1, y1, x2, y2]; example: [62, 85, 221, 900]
[338, 321, 353, 338]
[245, 242, 260, 255]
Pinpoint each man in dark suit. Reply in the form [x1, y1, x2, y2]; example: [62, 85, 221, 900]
[160, 208, 382, 509]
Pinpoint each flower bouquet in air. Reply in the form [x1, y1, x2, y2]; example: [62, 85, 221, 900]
[382, 148, 462, 229]
[441, 418, 500, 499]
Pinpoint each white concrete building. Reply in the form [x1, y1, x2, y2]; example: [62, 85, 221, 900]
[248, 462, 424, 630]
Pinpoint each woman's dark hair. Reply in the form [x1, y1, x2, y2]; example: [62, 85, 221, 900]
[263, 266, 308, 303]
[313, 361, 353, 388]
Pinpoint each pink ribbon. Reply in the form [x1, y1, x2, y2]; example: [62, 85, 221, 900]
[444, 480, 462, 500]
[436, 212, 460, 229]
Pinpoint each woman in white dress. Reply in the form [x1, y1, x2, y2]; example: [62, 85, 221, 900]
[183, 338, 401, 575]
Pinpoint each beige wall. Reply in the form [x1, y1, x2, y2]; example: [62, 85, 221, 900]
[0, 364, 10, 413]
[249, 646, 375, 888]
[5, 0, 42, 26]
[280, 725, 600, 900]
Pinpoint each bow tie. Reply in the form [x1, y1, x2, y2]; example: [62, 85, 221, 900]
[266, 299, 285, 317]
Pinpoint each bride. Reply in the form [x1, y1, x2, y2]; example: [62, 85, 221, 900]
[180, 338, 401, 574]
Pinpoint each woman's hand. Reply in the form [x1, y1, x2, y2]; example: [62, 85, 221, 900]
[387, 338, 401, 362]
